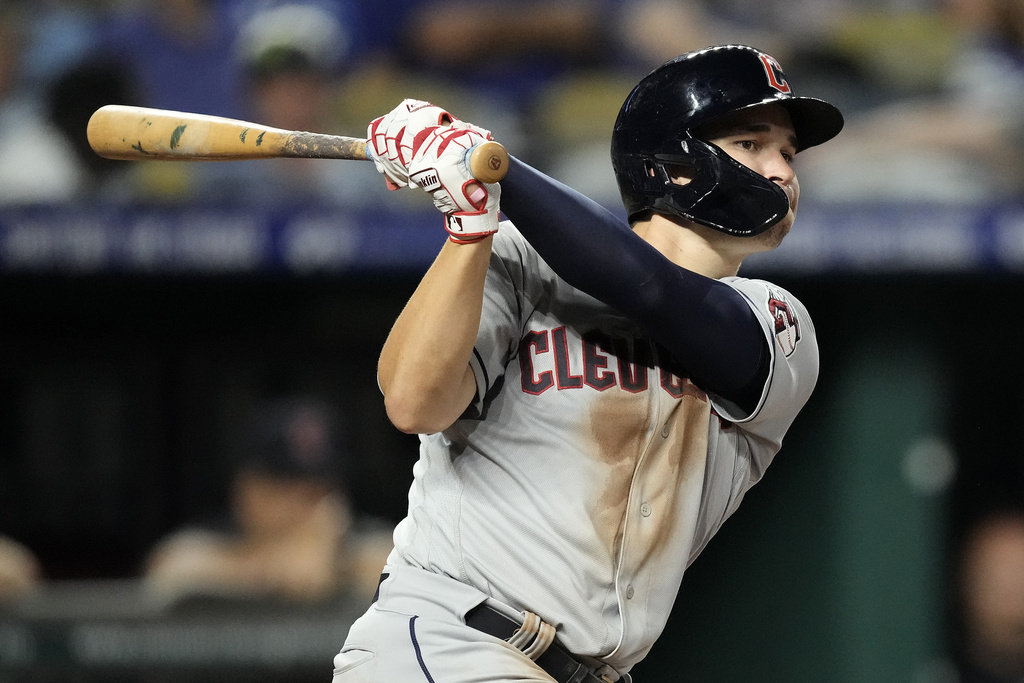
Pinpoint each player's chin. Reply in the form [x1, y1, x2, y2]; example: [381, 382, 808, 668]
[755, 211, 794, 251]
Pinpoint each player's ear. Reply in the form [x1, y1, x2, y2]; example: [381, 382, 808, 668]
[665, 163, 695, 186]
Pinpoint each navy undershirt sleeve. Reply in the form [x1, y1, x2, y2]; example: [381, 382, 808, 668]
[499, 156, 770, 415]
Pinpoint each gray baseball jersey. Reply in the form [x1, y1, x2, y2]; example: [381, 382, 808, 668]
[381, 222, 818, 674]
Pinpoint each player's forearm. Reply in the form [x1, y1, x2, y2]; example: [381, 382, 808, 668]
[378, 238, 490, 434]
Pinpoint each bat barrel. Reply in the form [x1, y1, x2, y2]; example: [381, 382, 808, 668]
[87, 105, 291, 161]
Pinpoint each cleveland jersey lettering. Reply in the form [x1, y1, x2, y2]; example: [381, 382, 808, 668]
[519, 327, 705, 400]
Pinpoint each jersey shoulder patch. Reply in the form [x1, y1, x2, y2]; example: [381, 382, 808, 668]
[767, 289, 801, 357]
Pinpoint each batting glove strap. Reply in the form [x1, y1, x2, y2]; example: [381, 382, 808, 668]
[445, 210, 499, 243]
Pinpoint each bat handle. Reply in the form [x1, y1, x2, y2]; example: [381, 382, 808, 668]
[363, 140, 509, 184]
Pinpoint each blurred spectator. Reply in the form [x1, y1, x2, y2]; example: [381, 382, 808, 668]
[44, 55, 140, 202]
[352, 0, 698, 201]
[0, 534, 40, 600]
[379, 0, 879, 205]
[797, 0, 1024, 202]
[144, 397, 392, 604]
[398, 1, 610, 89]
[197, 1, 394, 208]
[530, 0, 721, 203]
[615, 0, 796, 68]
[337, 0, 622, 169]
[82, 0, 245, 201]
[943, 0, 1024, 122]
[95, 0, 243, 118]
[952, 509, 1024, 683]
[0, 6, 84, 205]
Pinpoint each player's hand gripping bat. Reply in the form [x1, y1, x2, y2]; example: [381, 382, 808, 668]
[86, 105, 510, 183]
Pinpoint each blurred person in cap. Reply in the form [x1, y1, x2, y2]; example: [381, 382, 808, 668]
[144, 396, 392, 604]
[199, 1, 393, 208]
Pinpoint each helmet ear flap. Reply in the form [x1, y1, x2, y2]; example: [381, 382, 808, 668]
[652, 140, 790, 236]
[650, 157, 696, 185]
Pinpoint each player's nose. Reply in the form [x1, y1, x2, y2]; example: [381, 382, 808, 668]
[759, 152, 795, 191]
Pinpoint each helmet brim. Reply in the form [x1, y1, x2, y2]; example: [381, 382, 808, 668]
[780, 97, 845, 151]
[699, 96, 844, 152]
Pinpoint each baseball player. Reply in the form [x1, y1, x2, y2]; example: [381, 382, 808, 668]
[332, 45, 844, 682]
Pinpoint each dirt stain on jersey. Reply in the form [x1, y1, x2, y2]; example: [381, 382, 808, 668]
[587, 391, 649, 557]
[632, 395, 710, 568]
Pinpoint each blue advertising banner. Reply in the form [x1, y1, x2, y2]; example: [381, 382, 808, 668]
[2, 201, 1023, 275]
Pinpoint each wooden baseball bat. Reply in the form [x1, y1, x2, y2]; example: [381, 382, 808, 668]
[86, 105, 510, 183]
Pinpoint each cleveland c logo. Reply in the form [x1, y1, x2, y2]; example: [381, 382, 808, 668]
[759, 55, 792, 94]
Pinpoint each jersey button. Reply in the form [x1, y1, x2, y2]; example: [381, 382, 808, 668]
[661, 425, 670, 438]
[626, 585, 634, 599]
[640, 502, 652, 517]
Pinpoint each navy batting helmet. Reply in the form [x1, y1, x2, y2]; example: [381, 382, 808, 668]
[611, 45, 844, 236]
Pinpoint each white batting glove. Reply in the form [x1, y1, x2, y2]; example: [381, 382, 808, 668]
[366, 99, 459, 190]
[408, 123, 501, 243]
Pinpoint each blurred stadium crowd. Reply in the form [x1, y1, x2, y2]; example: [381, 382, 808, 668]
[2, 0, 1024, 210]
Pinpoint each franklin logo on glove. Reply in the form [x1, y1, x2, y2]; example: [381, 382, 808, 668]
[410, 169, 441, 193]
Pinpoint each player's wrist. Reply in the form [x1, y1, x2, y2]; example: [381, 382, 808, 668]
[444, 210, 498, 243]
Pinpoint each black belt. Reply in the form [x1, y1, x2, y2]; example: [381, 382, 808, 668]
[373, 573, 609, 683]
[464, 603, 608, 683]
